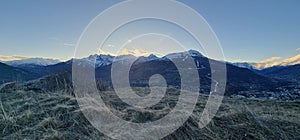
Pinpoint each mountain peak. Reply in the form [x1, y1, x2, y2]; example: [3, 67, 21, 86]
[187, 49, 203, 57]
[163, 49, 204, 60]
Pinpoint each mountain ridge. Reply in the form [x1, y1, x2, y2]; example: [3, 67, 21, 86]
[2, 50, 297, 100]
[0, 62, 38, 84]
[4, 58, 61, 66]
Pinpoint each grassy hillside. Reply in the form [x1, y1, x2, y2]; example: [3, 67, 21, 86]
[0, 89, 299, 139]
[0, 63, 36, 84]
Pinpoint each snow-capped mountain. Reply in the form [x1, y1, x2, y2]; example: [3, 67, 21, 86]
[187, 49, 204, 57]
[83, 54, 114, 67]
[232, 62, 257, 70]
[5, 58, 61, 66]
[2, 49, 296, 100]
[163, 50, 204, 60]
[82, 54, 138, 67]
[135, 54, 159, 64]
[83, 49, 204, 67]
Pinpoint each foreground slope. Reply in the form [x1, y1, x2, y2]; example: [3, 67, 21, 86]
[0, 89, 299, 139]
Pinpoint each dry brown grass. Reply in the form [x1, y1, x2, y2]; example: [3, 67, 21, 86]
[0, 89, 299, 139]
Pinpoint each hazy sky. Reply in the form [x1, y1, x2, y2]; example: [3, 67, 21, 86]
[0, 0, 300, 62]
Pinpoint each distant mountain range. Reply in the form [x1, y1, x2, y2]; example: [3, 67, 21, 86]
[1, 50, 298, 100]
[4, 58, 60, 66]
[232, 62, 300, 83]
[260, 64, 300, 82]
[231, 62, 257, 70]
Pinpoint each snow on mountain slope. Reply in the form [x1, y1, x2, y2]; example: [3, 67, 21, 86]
[5, 58, 60, 66]
[232, 62, 257, 70]
[84, 49, 204, 67]
[83, 54, 115, 67]
[80, 49, 204, 67]
[163, 50, 204, 61]
[83, 54, 160, 67]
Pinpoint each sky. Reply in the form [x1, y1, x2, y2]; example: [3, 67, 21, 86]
[0, 0, 300, 64]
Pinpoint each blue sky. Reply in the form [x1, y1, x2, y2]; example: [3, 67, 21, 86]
[0, 0, 300, 62]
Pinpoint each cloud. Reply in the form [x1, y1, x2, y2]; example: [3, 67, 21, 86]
[254, 54, 300, 69]
[297, 48, 300, 52]
[120, 48, 149, 56]
[49, 37, 76, 47]
[255, 57, 281, 69]
[63, 43, 76, 47]
[260, 57, 281, 64]
[107, 44, 115, 48]
[98, 48, 151, 57]
[99, 49, 117, 56]
[0, 56, 29, 61]
[276, 54, 300, 66]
